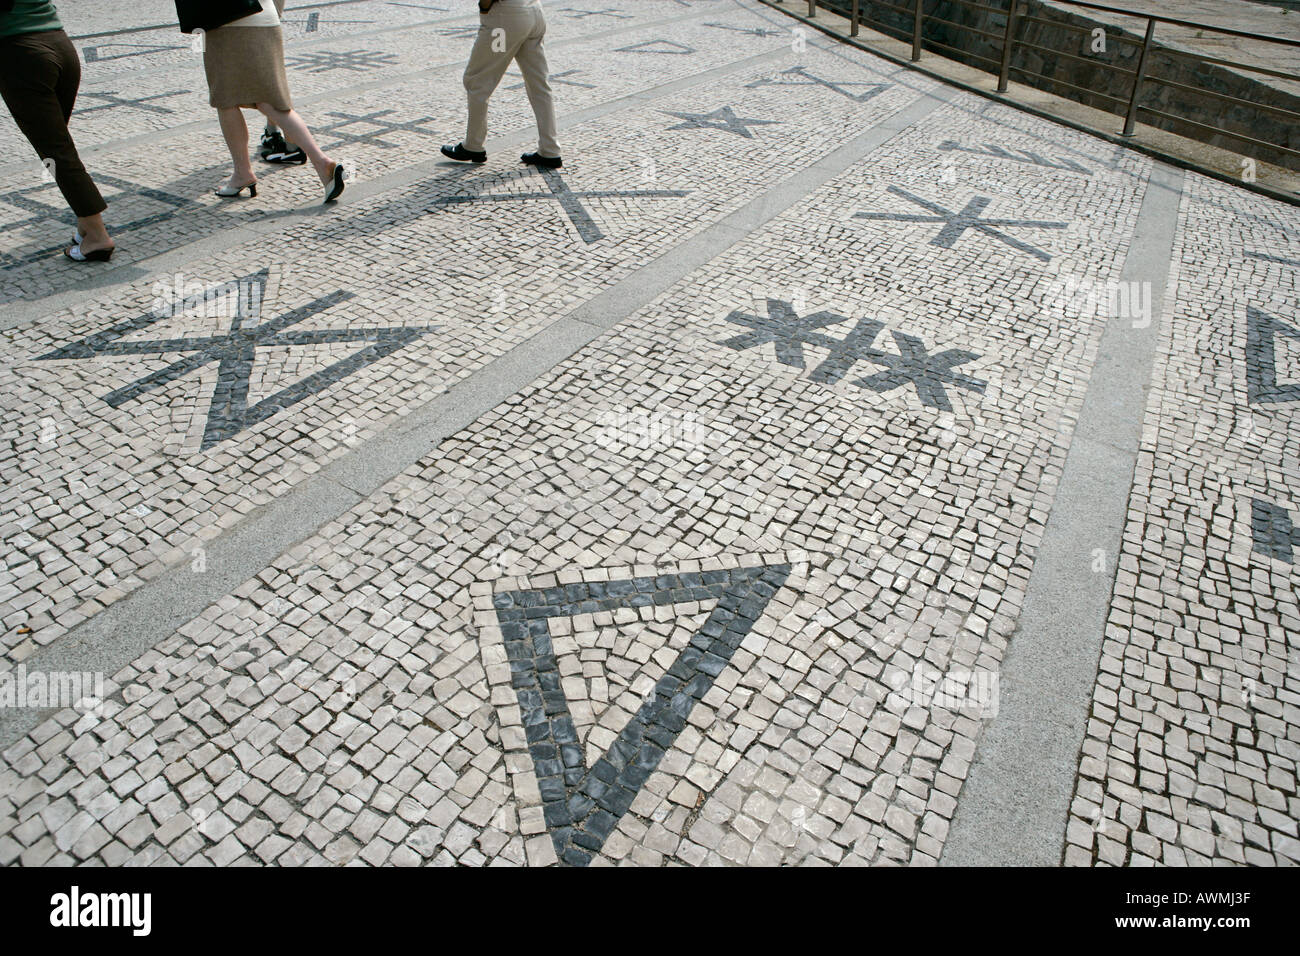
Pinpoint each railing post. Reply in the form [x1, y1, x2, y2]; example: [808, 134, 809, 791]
[1123, 17, 1157, 137]
[808, 0, 816, 17]
[912, 0, 923, 61]
[851, 0, 860, 38]
[997, 0, 1019, 93]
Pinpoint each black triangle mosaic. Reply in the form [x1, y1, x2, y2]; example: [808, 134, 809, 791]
[492, 563, 791, 866]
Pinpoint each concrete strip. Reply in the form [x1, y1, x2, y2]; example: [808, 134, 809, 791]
[940, 161, 1185, 866]
[0, 83, 956, 750]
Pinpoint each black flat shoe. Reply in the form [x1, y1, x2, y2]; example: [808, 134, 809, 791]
[441, 143, 487, 164]
[521, 152, 562, 169]
[266, 145, 307, 165]
[64, 243, 114, 263]
[259, 128, 288, 160]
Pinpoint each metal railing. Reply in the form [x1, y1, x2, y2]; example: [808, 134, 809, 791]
[793, 0, 1300, 170]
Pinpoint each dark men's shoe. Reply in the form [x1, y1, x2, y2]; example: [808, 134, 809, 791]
[441, 143, 487, 164]
[266, 145, 307, 165]
[259, 128, 288, 160]
[521, 152, 563, 169]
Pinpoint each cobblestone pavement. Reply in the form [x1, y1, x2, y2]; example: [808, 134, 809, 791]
[0, 0, 1295, 867]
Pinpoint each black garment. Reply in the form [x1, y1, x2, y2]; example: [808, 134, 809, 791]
[0, 28, 107, 217]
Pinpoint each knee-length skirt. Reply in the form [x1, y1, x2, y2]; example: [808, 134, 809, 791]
[202, 25, 292, 111]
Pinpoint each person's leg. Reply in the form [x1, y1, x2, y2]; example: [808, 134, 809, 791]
[256, 104, 335, 183]
[461, 13, 524, 153]
[0, 32, 112, 254]
[47, 32, 113, 251]
[217, 106, 256, 189]
[514, 8, 560, 159]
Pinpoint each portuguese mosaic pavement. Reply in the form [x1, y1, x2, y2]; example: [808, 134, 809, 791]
[0, 0, 1295, 868]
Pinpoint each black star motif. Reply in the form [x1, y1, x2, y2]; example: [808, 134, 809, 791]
[719, 299, 872, 373]
[1246, 251, 1300, 267]
[559, 7, 631, 19]
[427, 166, 688, 244]
[852, 331, 987, 413]
[704, 21, 785, 37]
[437, 25, 481, 38]
[854, 185, 1068, 261]
[36, 270, 435, 450]
[938, 140, 1090, 175]
[719, 300, 985, 412]
[663, 105, 780, 139]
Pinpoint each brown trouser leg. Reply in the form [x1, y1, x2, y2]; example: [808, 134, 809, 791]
[0, 29, 107, 218]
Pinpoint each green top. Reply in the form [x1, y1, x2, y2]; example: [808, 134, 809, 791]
[0, 1, 63, 39]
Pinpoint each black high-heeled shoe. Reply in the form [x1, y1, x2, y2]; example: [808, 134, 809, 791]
[215, 180, 258, 198]
[322, 163, 346, 204]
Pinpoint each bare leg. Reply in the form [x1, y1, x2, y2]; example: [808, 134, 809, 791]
[257, 104, 335, 184]
[76, 213, 113, 254]
[217, 107, 256, 190]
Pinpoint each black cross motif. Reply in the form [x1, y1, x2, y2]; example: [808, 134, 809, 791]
[704, 21, 785, 37]
[77, 90, 187, 116]
[507, 69, 594, 90]
[283, 13, 375, 32]
[427, 167, 688, 244]
[747, 65, 891, 101]
[36, 270, 435, 450]
[0, 173, 196, 269]
[285, 49, 398, 73]
[1246, 306, 1300, 405]
[437, 25, 481, 38]
[82, 43, 184, 64]
[615, 39, 695, 55]
[854, 185, 1067, 261]
[663, 105, 780, 139]
[852, 331, 987, 413]
[719, 299, 875, 374]
[314, 110, 441, 149]
[938, 140, 1091, 175]
[1252, 499, 1297, 564]
[719, 299, 986, 412]
[559, 7, 632, 18]
[494, 563, 791, 867]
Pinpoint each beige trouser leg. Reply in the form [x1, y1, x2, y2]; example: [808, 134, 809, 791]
[462, 0, 561, 158]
